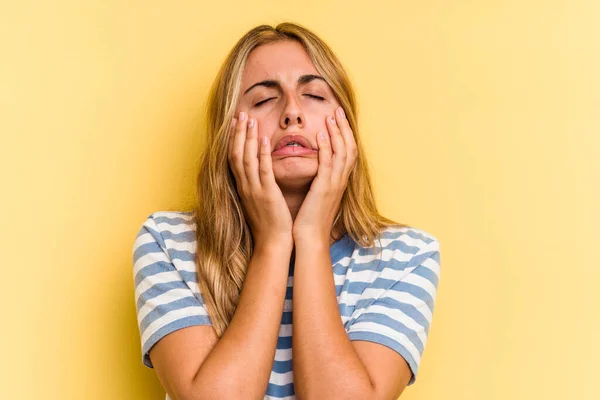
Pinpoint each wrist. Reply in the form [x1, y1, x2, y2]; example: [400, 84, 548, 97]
[254, 235, 294, 253]
[292, 230, 329, 248]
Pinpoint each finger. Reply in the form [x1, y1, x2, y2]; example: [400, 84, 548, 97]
[243, 117, 261, 189]
[227, 117, 237, 160]
[327, 114, 346, 184]
[316, 130, 333, 183]
[258, 135, 276, 187]
[334, 107, 358, 179]
[227, 118, 240, 179]
[231, 112, 249, 187]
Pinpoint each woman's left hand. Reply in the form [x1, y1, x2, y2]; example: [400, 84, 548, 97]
[292, 106, 358, 244]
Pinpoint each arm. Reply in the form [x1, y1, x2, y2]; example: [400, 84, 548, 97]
[291, 235, 419, 400]
[289, 107, 438, 399]
[290, 108, 378, 399]
[149, 239, 294, 400]
[291, 237, 376, 400]
[141, 112, 297, 399]
[195, 240, 294, 399]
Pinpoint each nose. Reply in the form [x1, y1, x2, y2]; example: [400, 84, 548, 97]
[279, 96, 305, 129]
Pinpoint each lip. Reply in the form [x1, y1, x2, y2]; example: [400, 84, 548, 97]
[272, 145, 318, 157]
[273, 134, 314, 152]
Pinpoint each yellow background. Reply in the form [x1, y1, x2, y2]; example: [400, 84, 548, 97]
[1, 1, 598, 399]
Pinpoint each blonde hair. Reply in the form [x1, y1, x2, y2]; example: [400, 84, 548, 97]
[194, 22, 406, 337]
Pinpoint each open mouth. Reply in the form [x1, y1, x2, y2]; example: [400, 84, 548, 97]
[271, 143, 317, 157]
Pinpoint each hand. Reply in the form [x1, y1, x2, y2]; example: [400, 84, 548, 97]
[228, 111, 294, 248]
[292, 106, 358, 243]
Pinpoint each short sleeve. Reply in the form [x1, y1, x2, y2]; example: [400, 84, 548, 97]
[346, 237, 441, 386]
[132, 214, 212, 368]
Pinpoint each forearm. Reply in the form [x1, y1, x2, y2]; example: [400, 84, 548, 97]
[193, 240, 293, 400]
[291, 237, 375, 400]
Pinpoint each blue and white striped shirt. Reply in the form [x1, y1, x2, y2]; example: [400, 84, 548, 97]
[133, 211, 441, 399]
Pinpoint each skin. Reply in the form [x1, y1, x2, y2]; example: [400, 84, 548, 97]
[227, 40, 412, 397]
[234, 41, 339, 213]
[230, 40, 357, 245]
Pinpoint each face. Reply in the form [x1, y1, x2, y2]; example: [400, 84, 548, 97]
[235, 40, 341, 191]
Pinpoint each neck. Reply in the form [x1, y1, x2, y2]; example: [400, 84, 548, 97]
[282, 189, 306, 223]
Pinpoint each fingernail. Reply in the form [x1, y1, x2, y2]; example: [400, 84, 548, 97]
[232, 118, 237, 127]
[329, 115, 336, 125]
[319, 131, 327, 141]
[248, 118, 254, 128]
[262, 136, 268, 146]
[337, 107, 345, 118]
[240, 112, 246, 121]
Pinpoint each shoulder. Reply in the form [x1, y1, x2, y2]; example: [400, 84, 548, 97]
[132, 211, 212, 369]
[142, 210, 196, 232]
[375, 225, 440, 265]
[346, 225, 440, 281]
[133, 210, 198, 278]
[135, 210, 196, 246]
[378, 225, 439, 251]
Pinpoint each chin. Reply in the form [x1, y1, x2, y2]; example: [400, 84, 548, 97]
[273, 158, 318, 191]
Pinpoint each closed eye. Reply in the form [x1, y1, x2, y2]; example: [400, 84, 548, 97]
[254, 97, 275, 107]
[254, 94, 325, 107]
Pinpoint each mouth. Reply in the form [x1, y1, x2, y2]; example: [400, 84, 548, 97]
[271, 145, 318, 157]
[273, 134, 314, 152]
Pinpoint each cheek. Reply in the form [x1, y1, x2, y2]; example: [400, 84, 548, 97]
[310, 107, 337, 129]
[254, 118, 278, 141]
[306, 117, 328, 136]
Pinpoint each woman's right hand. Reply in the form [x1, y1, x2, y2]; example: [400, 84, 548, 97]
[227, 111, 294, 248]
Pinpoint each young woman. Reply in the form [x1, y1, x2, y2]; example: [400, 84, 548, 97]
[133, 22, 441, 400]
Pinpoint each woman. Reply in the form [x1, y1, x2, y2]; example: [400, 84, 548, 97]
[133, 22, 441, 400]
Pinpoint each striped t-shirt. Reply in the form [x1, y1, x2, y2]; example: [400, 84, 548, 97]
[133, 210, 441, 400]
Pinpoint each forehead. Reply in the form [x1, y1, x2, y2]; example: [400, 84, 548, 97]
[242, 41, 320, 87]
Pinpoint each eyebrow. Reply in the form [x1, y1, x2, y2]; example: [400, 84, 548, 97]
[243, 74, 327, 96]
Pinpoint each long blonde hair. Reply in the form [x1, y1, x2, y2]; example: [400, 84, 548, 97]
[194, 22, 406, 337]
